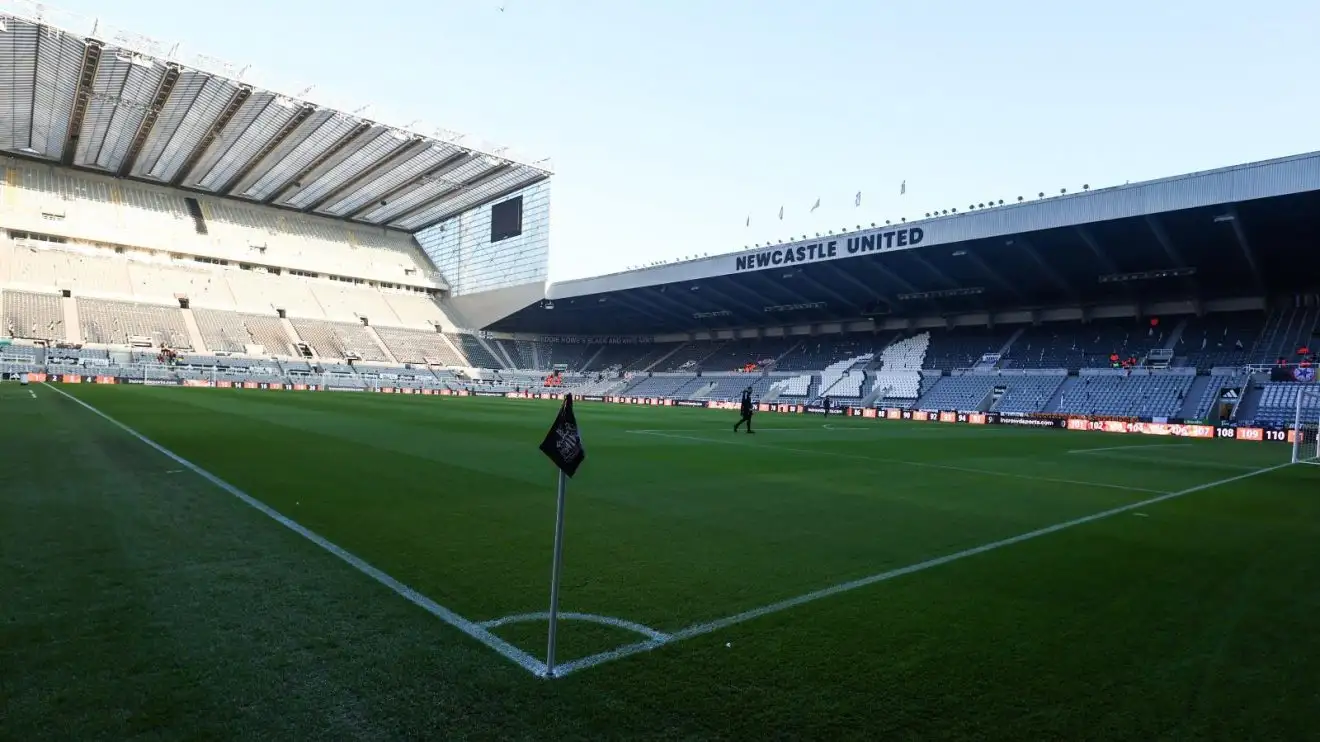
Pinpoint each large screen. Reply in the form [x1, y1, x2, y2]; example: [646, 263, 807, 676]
[490, 196, 524, 243]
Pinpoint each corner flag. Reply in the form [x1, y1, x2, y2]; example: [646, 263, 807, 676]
[539, 393, 586, 677]
[539, 393, 586, 477]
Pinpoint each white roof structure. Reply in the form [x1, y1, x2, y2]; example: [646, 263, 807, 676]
[0, 0, 551, 232]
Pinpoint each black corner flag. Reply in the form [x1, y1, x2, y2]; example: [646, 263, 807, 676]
[540, 393, 586, 478]
[540, 393, 586, 677]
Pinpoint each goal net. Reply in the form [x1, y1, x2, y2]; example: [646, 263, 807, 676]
[1291, 384, 1320, 465]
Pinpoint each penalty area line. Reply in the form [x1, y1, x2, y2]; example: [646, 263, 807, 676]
[554, 459, 1293, 677]
[43, 383, 549, 678]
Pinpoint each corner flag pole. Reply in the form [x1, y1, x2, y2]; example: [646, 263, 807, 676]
[545, 468, 569, 676]
[537, 392, 585, 678]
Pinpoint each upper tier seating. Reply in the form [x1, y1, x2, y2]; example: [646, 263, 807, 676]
[584, 343, 677, 372]
[1005, 319, 1167, 369]
[921, 327, 1015, 370]
[535, 341, 598, 371]
[1253, 307, 1319, 366]
[695, 337, 798, 371]
[659, 343, 722, 372]
[775, 333, 887, 372]
[1176, 312, 1266, 369]
[0, 156, 436, 287]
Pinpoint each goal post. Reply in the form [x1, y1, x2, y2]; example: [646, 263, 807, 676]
[1291, 384, 1320, 465]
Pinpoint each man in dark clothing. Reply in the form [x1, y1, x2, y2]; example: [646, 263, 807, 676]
[822, 395, 832, 418]
[734, 388, 755, 434]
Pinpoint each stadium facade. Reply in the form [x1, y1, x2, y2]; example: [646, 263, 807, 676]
[2, 3, 1319, 447]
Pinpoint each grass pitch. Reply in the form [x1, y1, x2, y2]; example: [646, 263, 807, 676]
[2, 383, 1318, 740]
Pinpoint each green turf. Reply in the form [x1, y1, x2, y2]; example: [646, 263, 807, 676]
[2, 382, 1318, 740]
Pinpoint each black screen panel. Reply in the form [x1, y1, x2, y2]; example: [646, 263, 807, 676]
[490, 196, 524, 243]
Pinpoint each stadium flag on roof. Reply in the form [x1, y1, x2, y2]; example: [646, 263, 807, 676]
[855, 191, 862, 207]
[745, 215, 750, 227]
[540, 392, 586, 677]
[778, 206, 784, 220]
[810, 198, 821, 213]
[900, 180, 906, 195]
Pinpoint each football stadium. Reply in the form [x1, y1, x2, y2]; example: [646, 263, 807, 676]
[3, 5, 1320, 741]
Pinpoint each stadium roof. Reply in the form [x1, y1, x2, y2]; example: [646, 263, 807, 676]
[0, 1, 550, 233]
[493, 150, 1320, 336]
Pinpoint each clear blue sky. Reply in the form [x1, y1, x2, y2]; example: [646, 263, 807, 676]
[43, 0, 1320, 282]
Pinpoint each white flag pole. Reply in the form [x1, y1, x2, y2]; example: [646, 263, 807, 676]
[545, 468, 569, 676]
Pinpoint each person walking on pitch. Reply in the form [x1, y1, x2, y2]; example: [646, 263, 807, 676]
[822, 395, 832, 418]
[734, 387, 756, 434]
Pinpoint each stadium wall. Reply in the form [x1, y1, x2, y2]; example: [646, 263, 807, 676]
[415, 180, 549, 297]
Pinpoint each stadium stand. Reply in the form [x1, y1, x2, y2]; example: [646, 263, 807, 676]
[194, 309, 293, 355]
[775, 333, 886, 372]
[703, 374, 777, 401]
[1175, 312, 1266, 369]
[290, 319, 388, 362]
[658, 343, 720, 372]
[449, 334, 501, 369]
[1053, 370, 1196, 419]
[500, 339, 535, 369]
[1186, 371, 1248, 421]
[1004, 319, 1167, 370]
[818, 354, 874, 401]
[374, 327, 465, 366]
[536, 341, 599, 371]
[692, 337, 798, 371]
[915, 371, 1066, 414]
[0, 157, 439, 287]
[770, 374, 814, 398]
[1248, 382, 1318, 427]
[1254, 306, 1318, 366]
[869, 333, 930, 402]
[620, 374, 703, 399]
[2, 290, 64, 341]
[584, 343, 680, 372]
[76, 298, 190, 348]
[993, 373, 1068, 414]
[920, 327, 1015, 371]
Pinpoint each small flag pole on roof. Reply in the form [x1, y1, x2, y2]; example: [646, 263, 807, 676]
[538, 393, 586, 677]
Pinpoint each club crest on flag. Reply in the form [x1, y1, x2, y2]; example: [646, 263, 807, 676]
[554, 420, 581, 461]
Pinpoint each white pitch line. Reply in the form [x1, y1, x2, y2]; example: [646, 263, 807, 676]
[44, 383, 549, 678]
[629, 429, 1165, 495]
[1068, 443, 1193, 455]
[29, 389, 37, 399]
[481, 611, 672, 642]
[553, 459, 1293, 677]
